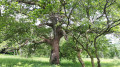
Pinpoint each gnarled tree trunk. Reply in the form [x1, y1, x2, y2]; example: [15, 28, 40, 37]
[49, 27, 63, 64]
[50, 38, 60, 64]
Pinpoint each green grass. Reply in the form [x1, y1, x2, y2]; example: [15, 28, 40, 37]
[0, 54, 120, 67]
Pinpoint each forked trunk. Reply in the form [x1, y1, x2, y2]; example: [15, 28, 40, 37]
[50, 39, 60, 64]
[48, 21, 63, 64]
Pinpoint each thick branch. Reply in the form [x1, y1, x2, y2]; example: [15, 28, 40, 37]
[33, 37, 53, 45]
[17, 0, 39, 6]
[61, 29, 68, 40]
[32, 40, 46, 44]
[38, 23, 54, 28]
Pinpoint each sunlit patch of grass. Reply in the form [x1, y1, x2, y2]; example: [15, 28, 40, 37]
[0, 54, 120, 67]
[32, 57, 49, 62]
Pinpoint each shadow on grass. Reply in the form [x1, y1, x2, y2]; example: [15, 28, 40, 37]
[0, 58, 50, 67]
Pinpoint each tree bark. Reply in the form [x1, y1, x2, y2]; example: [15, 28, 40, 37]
[90, 56, 95, 67]
[49, 27, 63, 64]
[47, 13, 63, 64]
[96, 55, 101, 67]
[77, 49, 85, 67]
[94, 38, 101, 67]
[0, 9, 1, 16]
[50, 38, 60, 64]
[87, 51, 95, 67]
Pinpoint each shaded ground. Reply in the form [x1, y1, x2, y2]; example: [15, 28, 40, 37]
[0, 54, 120, 67]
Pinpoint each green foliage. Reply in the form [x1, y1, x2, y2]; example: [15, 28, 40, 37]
[21, 43, 51, 57]
[33, 26, 52, 38]
[60, 37, 78, 62]
[4, 21, 31, 41]
[107, 45, 119, 58]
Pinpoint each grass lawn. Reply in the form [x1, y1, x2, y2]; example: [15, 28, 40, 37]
[0, 54, 120, 67]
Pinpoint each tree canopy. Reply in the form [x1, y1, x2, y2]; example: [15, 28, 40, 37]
[0, 0, 120, 67]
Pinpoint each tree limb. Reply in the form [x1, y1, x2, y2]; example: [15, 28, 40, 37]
[73, 35, 86, 50]
[38, 23, 54, 28]
[95, 0, 109, 20]
[17, 0, 40, 6]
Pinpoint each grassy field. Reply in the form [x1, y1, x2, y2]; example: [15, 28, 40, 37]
[0, 54, 120, 67]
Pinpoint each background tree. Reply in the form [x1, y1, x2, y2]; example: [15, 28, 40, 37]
[66, 0, 120, 67]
